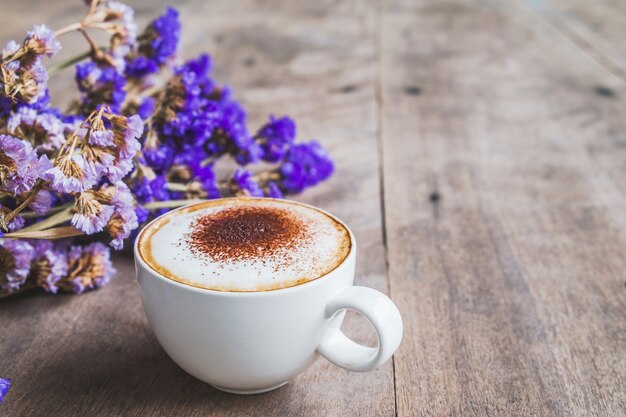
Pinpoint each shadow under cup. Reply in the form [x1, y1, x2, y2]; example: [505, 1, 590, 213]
[134, 198, 402, 395]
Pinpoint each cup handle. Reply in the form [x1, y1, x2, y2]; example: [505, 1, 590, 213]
[317, 286, 403, 372]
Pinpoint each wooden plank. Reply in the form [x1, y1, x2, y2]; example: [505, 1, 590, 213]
[1, 0, 394, 416]
[380, 0, 626, 416]
[523, 0, 626, 81]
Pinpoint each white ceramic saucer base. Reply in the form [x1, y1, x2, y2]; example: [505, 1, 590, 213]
[210, 381, 289, 395]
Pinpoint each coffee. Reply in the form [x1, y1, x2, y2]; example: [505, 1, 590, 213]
[137, 198, 351, 292]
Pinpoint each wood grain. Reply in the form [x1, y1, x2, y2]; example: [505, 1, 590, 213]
[0, 0, 393, 416]
[4, 0, 626, 415]
[523, 0, 626, 81]
[381, 0, 626, 416]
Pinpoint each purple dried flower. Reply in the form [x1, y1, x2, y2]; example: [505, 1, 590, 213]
[75, 61, 101, 85]
[109, 181, 136, 208]
[24, 25, 61, 57]
[148, 7, 180, 64]
[0, 134, 51, 195]
[7, 214, 25, 231]
[7, 107, 67, 152]
[131, 175, 165, 202]
[45, 154, 97, 194]
[127, 7, 180, 77]
[232, 169, 263, 197]
[82, 145, 116, 178]
[1, 59, 49, 105]
[89, 130, 115, 147]
[256, 116, 296, 162]
[75, 61, 126, 114]
[30, 240, 68, 294]
[146, 175, 170, 201]
[134, 205, 149, 223]
[2, 40, 19, 58]
[62, 242, 116, 294]
[130, 176, 153, 203]
[26, 60, 49, 101]
[0, 203, 26, 232]
[155, 54, 265, 166]
[177, 52, 213, 80]
[17, 87, 52, 112]
[78, 113, 142, 183]
[107, 203, 138, 250]
[28, 189, 52, 215]
[107, 1, 137, 46]
[142, 143, 174, 172]
[72, 192, 115, 235]
[91, 114, 143, 183]
[187, 160, 220, 198]
[84, 182, 140, 249]
[0, 25, 57, 106]
[126, 56, 158, 78]
[91, 250, 116, 288]
[104, 157, 134, 183]
[0, 239, 34, 293]
[213, 99, 262, 165]
[279, 140, 334, 194]
[187, 159, 212, 182]
[0, 96, 12, 118]
[231, 133, 263, 166]
[266, 182, 283, 199]
[115, 114, 143, 159]
[57, 111, 84, 132]
[0, 377, 10, 403]
[137, 96, 155, 119]
[155, 54, 215, 145]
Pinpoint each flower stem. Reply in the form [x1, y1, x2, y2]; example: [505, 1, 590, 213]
[200, 155, 219, 167]
[54, 22, 82, 37]
[125, 81, 166, 106]
[18, 206, 73, 232]
[20, 202, 72, 219]
[0, 282, 38, 298]
[164, 182, 188, 192]
[48, 50, 92, 77]
[1, 183, 43, 229]
[252, 171, 281, 183]
[143, 199, 205, 210]
[4, 225, 83, 239]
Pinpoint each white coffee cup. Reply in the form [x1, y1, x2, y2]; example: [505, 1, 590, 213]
[134, 199, 403, 394]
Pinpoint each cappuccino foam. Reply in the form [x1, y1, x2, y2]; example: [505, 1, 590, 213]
[138, 198, 351, 292]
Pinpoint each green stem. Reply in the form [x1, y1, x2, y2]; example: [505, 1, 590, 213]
[18, 207, 73, 232]
[48, 49, 98, 77]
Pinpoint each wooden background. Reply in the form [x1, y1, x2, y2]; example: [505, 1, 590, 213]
[1, 0, 625, 415]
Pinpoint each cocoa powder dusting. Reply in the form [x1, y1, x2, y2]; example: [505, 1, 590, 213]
[187, 206, 307, 264]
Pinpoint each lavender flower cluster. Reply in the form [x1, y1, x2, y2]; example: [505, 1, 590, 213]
[0, 376, 9, 403]
[0, 1, 334, 297]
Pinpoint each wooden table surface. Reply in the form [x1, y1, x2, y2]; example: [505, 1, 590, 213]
[2, 0, 625, 415]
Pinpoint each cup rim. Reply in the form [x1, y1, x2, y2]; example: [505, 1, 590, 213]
[133, 197, 356, 297]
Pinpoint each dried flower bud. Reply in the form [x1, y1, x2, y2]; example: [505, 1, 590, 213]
[72, 191, 115, 235]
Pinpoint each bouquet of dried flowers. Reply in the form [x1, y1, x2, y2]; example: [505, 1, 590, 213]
[0, 1, 334, 297]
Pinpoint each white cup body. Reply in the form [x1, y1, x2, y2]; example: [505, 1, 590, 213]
[135, 209, 355, 394]
[134, 198, 402, 395]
